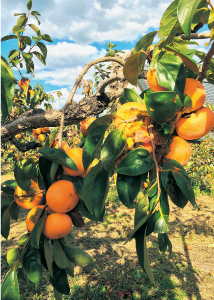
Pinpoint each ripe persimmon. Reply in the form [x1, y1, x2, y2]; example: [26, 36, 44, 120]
[53, 140, 70, 152]
[26, 205, 51, 232]
[46, 180, 79, 213]
[42, 213, 73, 239]
[136, 141, 153, 153]
[183, 78, 206, 113]
[164, 136, 191, 166]
[176, 107, 214, 140]
[62, 148, 85, 176]
[114, 102, 149, 137]
[17, 133, 22, 139]
[38, 134, 45, 142]
[33, 128, 41, 135]
[13, 154, 18, 161]
[80, 117, 96, 137]
[14, 180, 43, 209]
[147, 68, 168, 92]
[18, 77, 30, 90]
[41, 127, 49, 133]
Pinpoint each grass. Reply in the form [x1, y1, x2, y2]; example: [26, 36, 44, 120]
[1, 168, 214, 300]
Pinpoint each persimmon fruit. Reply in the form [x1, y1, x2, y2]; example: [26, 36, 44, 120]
[183, 78, 206, 113]
[17, 133, 22, 139]
[176, 107, 214, 140]
[147, 68, 168, 92]
[46, 180, 79, 213]
[80, 117, 96, 137]
[42, 213, 73, 239]
[41, 127, 49, 133]
[62, 147, 85, 176]
[53, 140, 70, 152]
[26, 205, 51, 232]
[114, 102, 149, 137]
[18, 77, 30, 90]
[164, 136, 191, 166]
[38, 134, 45, 142]
[33, 128, 41, 135]
[14, 180, 43, 209]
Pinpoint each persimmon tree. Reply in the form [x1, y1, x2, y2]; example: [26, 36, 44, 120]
[1, 0, 214, 299]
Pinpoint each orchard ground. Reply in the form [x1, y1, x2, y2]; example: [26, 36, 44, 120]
[1, 163, 214, 300]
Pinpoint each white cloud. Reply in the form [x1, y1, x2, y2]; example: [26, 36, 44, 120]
[46, 88, 83, 110]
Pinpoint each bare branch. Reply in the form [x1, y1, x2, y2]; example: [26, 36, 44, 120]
[97, 74, 125, 94]
[179, 32, 210, 40]
[58, 56, 125, 148]
[197, 41, 214, 82]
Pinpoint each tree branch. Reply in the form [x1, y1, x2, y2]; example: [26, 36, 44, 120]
[1, 91, 122, 142]
[197, 41, 214, 82]
[179, 32, 210, 40]
[94, 64, 110, 78]
[11, 138, 41, 152]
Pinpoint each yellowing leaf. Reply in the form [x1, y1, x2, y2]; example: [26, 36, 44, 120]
[123, 51, 147, 86]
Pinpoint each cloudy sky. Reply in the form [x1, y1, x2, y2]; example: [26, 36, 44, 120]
[1, 0, 210, 109]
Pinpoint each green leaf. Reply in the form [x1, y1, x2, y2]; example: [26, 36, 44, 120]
[92, 167, 109, 221]
[65, 261, 75, 277]
[23, 245, 42, 284]
[53, 240, 70, 269]
[32, 36, 42, 43]
[49, 262, 70, 295]
[101, 129, 126, 172]
[53, 288, 63, 300]
[7, 248, 21, 268]
[144, 91, 184, 124]
[159, 0, 179, 42]
[119, 88, 145, 105]
[17, 16, 28, 27]
[2, 180, 17, 189]
[158, 233, 172, 254]
[1, 269, 20, 300]
[64, 245, 95, 265]
[12, 25, 26, 34]
[42, 34, 53, 42]
[18, 233, 30, 247]
[123, 51, 147, 85]
[164, 46, 200, 75]
[32, 51, 46, 65]
[117, 174, 141, 208]
[60, 175, 84, 195]
[38, 148, 78, 170]
[116, 148, 154, 176]
[44, 237, 53, 277]
[134, 31, 158, 54]
[83, 125, 108, 172]
[87, 114, 114, 134]
[14, 165, 31, 192]
[39, 157, 54, 190]
[151, 51, 186, 96]
[135, 224, 155, 284]
[177, 0, 201, 38]
[28, 24, 41, 36]
[37, 42, 47, 59]
[21, 36, 32, 46]
[1, 207, 10, 239]
[22, 52, 33, 60]
[31, 211, 48, 249]
[10, 201, 20, 221]
[80, 162, 102, 214]
[161, 162, 188, 208]
[77, 200, 105, 222]
[31, 12, 41, 25]
[27, 0, 32, 10]
[1, 35, 17, 42]
[1, 58, 15, 122]
[31, 11, 41, 16]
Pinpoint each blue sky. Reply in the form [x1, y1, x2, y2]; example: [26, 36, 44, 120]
[1, 0, 210, 109]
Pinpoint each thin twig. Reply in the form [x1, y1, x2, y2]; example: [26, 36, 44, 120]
[94, 64, 110, 78]
[197, 41, 214, 82]
[179, 32, 210, 40]
[58, 56, 125, 148]
[207, 0, 214, 9]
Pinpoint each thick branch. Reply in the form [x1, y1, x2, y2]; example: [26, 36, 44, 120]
[197, 41, 214, 82]
[11, 138, 41, 152]
[1, 91, 121, 142]
[179, 32, 210, 40]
